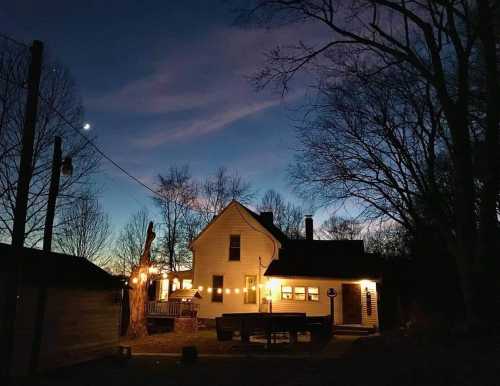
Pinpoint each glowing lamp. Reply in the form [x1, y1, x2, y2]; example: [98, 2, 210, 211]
[61, 156, 73, 176]
[225, 288, 231, 294]
[132, 277, 138, 284]
[217, 288, 222, 294]
[207, 287, 212, 293]
[198, 286, 204, 292]
[235, 288, 240, 294]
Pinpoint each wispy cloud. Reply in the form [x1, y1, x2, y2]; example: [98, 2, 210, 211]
[133, 99, 281, 147]
[86, 24, 319, 147]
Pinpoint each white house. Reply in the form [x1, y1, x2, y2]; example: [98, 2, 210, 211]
[190, 201, 381, 328]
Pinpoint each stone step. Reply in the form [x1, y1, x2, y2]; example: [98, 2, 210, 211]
[332, 325, 376, 335]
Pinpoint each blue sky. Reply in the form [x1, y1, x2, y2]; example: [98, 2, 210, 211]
[1, 1, 335, 230]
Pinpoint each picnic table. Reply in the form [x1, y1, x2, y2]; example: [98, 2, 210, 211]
[215, 313, 331, 345]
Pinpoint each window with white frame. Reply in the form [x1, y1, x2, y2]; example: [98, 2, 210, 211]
[294, 286, 306, 300]
[307, 287, 319, 301]
[281, 285, 293, 300]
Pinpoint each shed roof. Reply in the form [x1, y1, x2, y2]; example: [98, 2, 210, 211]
[264, 240, 382, 280]
[0, 243, 123, 289]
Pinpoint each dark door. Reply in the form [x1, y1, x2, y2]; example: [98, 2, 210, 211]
[342, 284, 362, 324]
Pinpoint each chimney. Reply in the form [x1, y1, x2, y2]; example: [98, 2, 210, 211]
[260, 211, 273, 225]
[305, 215, 313, 240]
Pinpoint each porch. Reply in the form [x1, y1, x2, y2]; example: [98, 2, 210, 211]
[146, 301, 199, 318]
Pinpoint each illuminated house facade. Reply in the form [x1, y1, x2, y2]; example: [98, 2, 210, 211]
[190, 201, 381, 328]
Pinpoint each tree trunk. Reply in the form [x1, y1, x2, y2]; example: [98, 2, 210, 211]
[476, 0, 500, 324]
[127, 221, 155, 338]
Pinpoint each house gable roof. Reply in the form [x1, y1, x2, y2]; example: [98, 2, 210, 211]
[0, 243, 123, 289]
[190, 200, 287, 248]
[264, 240, 382, 280]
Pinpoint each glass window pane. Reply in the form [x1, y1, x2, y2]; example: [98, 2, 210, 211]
[229, 235, 240, 261]
[307, 287, 319, 301]
[294, 287, 305, 300]
[212, 275, 223, 302]
[244, 275, 257, 304]
[281, 285, 293, 300]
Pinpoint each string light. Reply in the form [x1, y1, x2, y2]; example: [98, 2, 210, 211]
[243, 288, 248, 293]
[225, 288, 231, 294]
[251, 286, 256, 291]
[132, 277, 138, 284]
[234, 288, 240, 294]
[217, 288, 222, 294]
[198, 286, 204, 292]
[140, 273, 147, 283]
[207, 288, 213, 293]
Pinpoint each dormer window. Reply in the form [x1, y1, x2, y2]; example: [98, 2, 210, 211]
[229, 235, 240, 261]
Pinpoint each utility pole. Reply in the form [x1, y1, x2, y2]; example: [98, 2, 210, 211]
[4, 40, 43, 382]
[11, 40, 44, 247]
[29, 136, 62, 374]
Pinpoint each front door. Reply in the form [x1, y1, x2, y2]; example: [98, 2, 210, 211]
[342, 284, 362, 324]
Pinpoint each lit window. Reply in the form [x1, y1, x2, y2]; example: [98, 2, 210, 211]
[294, 287, 305, 301]
[159, 279, 169, 300]
[172, 278, 180, 291]
[281, 286, 293, 300]
[307, 287, 319, 301]
[244, 275, 257, 304]
[182, 279, 192, 289]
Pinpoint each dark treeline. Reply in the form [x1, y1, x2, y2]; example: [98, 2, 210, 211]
[239, 0, 500, 330]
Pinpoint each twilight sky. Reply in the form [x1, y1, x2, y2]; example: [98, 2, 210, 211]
[1, 1, 334, 230]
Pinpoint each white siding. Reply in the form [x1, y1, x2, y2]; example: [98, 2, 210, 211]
[192, 202, 280, 319]
[191, 201, 379, 327]
[268, 277, 378, 327]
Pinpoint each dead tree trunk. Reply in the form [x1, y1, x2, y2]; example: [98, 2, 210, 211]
[127, 221, 155, 338]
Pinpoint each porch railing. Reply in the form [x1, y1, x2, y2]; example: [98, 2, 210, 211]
[146, 301, 198, 318]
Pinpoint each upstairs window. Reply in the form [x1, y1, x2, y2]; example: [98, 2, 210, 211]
[229, 235, 240, 261]
[212, 275, 223, 302]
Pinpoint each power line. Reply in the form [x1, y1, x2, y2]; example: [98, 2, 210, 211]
[37, 94, 165, 200]
[0, 32, 29, 48]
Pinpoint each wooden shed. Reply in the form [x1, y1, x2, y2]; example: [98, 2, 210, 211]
[0, 243, 123, 377]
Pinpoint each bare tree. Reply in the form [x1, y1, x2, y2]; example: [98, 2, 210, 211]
[155, 166, 198, 272]
[241, 0, 499, 326]
[258, 189, 304, 238]
[0, 38, 99, 246]
[197, 166, 254, 224]
[364, 222, 407, 258]
[54, 191, 111, 266]
[128, 221, 155, 338]
[318, 215, 362, 240]
[113, 208, 151, 276]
